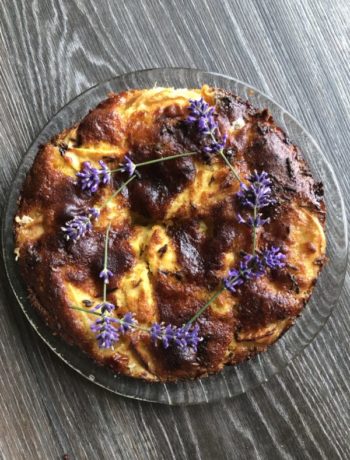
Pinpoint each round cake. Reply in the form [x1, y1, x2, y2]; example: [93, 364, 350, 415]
[14, 85, 326, 381]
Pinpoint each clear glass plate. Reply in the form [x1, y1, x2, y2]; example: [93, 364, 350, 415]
[2, 68, 348, 405]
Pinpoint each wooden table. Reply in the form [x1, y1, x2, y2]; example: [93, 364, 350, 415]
[1, 1, 349, 458]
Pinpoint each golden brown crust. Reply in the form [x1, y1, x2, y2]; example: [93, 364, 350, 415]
[14, 86, 326, 381]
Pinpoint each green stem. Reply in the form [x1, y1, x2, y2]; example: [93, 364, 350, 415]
[219, 149, 241, 182]
[70, 306, 101, 317]
[135, 151, 198, 167]
[104, 167, 122, 174]
[69, 306, 149, 332]
[100, 174, 136, 210]
[252, 206, 257, 255]
[187, 285, 226, 325]
[102, 223, 111, 302]
[208, 131, 240, 181]
[102, 278, 107, 304]
[108, 151, 198, 173]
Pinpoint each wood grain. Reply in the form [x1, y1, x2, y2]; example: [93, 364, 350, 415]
[0, 0, 349, 458]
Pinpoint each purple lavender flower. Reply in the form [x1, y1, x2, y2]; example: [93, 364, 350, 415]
[150, 322, 202, 352]
[76, 161, 110, 194]
[245, 254, 266, 277]
[223, 254, 265, 293]
[161, 324, 177, 349]
[99, 160, 111, 185]
[92, 301, 115, 314]
[261, 246, 286, 269]
[223, 269, 245, 293]
[88, 207, 100, 219]
[173, 323, 201, 352]
[61, 208, 99, 242]
[120, 156, 136, 177]
[150, 323, 163, 342]
[61, 215, 92, 242]
[90, 310, 137, 349]
[199, 112, 217, 136]
[91, 315, 119, 349]
[204, 133, 227, 154]
[99, 267, 113, 284]
[76, 162, 100, 194]
[237, 170, 274, 235]
[237, 170, 273, 209]
[117, 312, 137, 333]
[187, 98, 227, 154]
[187, 99, 215, 128]
[224, 248, 285, 294]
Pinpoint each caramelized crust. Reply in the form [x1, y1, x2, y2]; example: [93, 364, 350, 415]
[14, 86, 326, 381]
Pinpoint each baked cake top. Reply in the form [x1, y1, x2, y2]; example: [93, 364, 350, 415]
[15, 85, 326, 381]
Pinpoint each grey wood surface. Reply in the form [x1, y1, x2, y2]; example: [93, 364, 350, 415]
[0, 0, 349, 458]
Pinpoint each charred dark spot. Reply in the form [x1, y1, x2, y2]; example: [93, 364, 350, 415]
[289, 274, 300, 294]
[82, 299, 93, 307]
[238, 280, 301, 329]
[24, 243, 42, 267]
[283, 136, 292, 145]
[208, 175, 215, 185]
[58, 143, 68, 156]
[215, 92, 253, 121]
[286, 157, 295, 180]
[157, 244, 168, 256]
[168, 216, 236, 287]
[174, 271, 184, 281]
[77, 96, 123, 146]
[257, 123, 271, 135]
[128, 146, 196, 219]
[314, 181, 324, 198]
[133, 279, 142, 288]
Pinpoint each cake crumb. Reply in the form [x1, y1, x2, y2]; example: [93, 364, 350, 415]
[14, 247, 20, 260]
[15, 215, 34, 225]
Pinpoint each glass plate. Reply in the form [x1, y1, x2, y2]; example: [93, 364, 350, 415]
[2, 68, 348, 405]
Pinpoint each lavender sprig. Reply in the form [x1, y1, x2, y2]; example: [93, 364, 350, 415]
[223, 254, 264, 293]
[88, 311, 137, 349]
[238, 213, 269, 227]
[237, 170, 273, 209]
[120, 156, 137, 177]
[187, 98, 215, 127]
[89, 224, 135, 348]
[99, 223, 113, 288]
[261, 246, 286, 269]
[150, 322, 202, 352]
[223, 248, 285, 293]
[61, 208, 99, 242]
[75, 151, 199, 193]
[76, 161, 111, 194]
[204, 134, 228, 154]
[187, 246, 286, 322]
[99, 268, 113, 284]
[237, 170, 274, 253]
[91, 315, 119, 349]
[92, 301, 115, 314]
[100, 223, 112, 308]
[187, 98, 240, 181]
